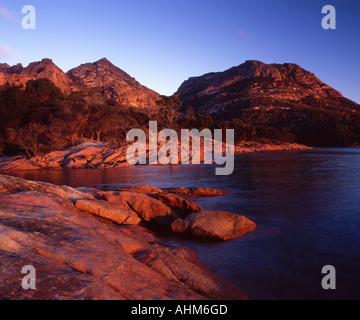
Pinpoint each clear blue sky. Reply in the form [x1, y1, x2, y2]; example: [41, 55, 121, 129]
[0, 0, 359, 102]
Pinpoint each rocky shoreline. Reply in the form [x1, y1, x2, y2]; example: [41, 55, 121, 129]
[0, 174, 255, 300]
[0, 140, 310, 172]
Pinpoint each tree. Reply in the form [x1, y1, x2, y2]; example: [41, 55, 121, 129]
[6, 122, 47, 158]
[185, 107, 196, 122]
[0, 136, 4, 155]
[25, 79, 63, 103]
[156, 95, 182, 127]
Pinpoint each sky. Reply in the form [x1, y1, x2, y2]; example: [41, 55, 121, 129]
[0, 0, 359, 102]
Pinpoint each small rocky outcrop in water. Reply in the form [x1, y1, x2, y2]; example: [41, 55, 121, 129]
[0, 174, 255, 300]
[164, 187, 229, 197]
[172, 211, 257, 241]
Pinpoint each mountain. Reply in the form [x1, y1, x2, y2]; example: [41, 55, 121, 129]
[1, 57, 360, 146]
[0, 58, 160, 110]
[67, 58, 160, 110]
[177, 60, 357, 116]
[176, 60, 360, 146]
[0, 59, 75, 93]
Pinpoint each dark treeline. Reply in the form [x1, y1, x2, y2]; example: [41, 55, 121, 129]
[0, 79, 292, 157]
[1, 78, 358, 157]
[229, 93, 360, 147]
[0, 79, 151, 157]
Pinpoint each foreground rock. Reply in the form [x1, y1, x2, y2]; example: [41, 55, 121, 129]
[0, 175, 248, 300]
[172, 211, 257, 241]
[96, 187, 204, 218]
[104, 192, 179, 226]
[74, 199, 141, 225]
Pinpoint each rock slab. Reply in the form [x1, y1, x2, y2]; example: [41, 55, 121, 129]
[0, 174, 249, 300]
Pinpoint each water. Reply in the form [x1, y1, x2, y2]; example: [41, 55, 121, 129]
[5, 148, 360, 300]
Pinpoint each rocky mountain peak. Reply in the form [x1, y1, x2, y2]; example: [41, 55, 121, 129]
[176, 59, 360, 146]
[0, 58, 160, 110]
[26, 58, 61, 72]
[0, 63, 11, 74]
[0, 58, 73, 93]
[67, 58, 160, 110]
[177, 60, 352, 118]
[0, 63, 23, 74]
[95, 57, 112, 65]
[41, 58, 54, 64]
[224, 60, 320, 83]
[10, 63, 24, 73]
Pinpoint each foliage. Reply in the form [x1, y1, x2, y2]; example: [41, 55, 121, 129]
[1, 78, 359, 157]
[156, 95, 182, 127]
[0, 80, 151, 156]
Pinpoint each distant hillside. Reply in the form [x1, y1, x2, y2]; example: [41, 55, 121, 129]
[67, 58, 160, 111]
[0, 59, 75, 93]
[0, 58, 160, 111]
[1, 58, 360, 151]
[177, 60, 360, 146]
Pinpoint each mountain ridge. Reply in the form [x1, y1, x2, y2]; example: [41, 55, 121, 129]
[0, 58, 74, 93]
[1, 57, 360, 146]
[176, 60, 352, 116]
[0, 58, 160, 110]
[67, 58, 160, 110]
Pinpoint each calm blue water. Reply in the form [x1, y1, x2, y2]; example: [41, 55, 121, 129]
[6, 148, 360, 300]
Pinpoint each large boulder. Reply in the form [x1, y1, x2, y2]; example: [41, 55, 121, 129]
[172, 211, 256, 241]
[105, 192, 179, 226]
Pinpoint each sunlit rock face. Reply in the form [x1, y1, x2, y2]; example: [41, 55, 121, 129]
[0, 58, 160, 110]
[0, 174, 249, 300]
[0, 59, 75, 93]
[67, 58, 160, 110]
[176, 60, 356, 117]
